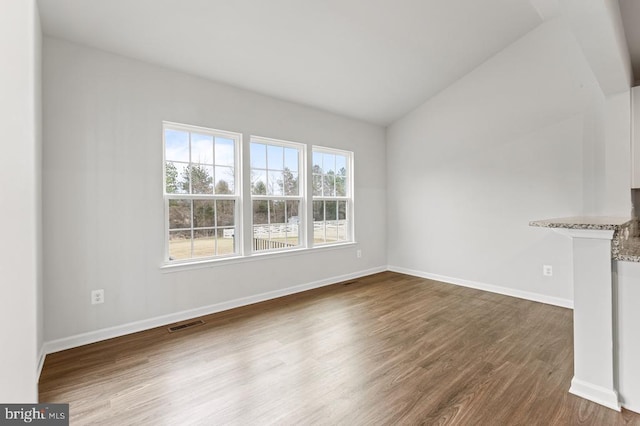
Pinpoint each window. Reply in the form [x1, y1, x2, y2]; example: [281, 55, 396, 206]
[250, 137, 304, 252]
[162, 122, 355, 265]
[163, 122, 240, 262]
[312, 148, 352, 245]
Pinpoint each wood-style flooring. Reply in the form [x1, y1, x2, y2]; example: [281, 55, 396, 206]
[39, 272, 640, 425]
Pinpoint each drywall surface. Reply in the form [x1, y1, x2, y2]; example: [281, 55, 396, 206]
[386, 19, 611, 304]
[616, 260, 640, 413]
[42, 38, 386, 343]
[0, 0, 41, 402]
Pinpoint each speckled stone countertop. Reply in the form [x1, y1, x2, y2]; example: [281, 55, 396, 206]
[530, 216, 636, 261]
[529, 216, 631, 230]
[615, 219, 640, 262]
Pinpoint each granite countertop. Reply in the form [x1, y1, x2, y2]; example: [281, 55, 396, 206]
[530, 216, 640, 262]
[529, 216, 631, 230]
[617, 236, 640, 262]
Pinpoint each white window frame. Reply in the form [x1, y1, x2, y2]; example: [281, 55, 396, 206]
[163, 121, 242, 263]
[250, 136, 307, 253]
[312, 146, 354, 246]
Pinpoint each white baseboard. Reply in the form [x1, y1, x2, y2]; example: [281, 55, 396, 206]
[570, 377, 621, 411]
[41, 266, 386, 357]
[622, 402, 640, 415]
[387, 265, 574, 309]
[36, 347, 46, 382]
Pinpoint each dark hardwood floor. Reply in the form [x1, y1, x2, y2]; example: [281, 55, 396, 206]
[39, 272, 640, 425]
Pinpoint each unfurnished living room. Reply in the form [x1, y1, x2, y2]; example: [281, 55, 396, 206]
[4, 0, 640, 424]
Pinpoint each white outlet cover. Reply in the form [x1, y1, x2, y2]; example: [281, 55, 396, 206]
[91, 289, 104, 304]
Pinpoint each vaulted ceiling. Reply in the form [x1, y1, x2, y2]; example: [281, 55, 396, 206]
[37, 0, 548, 125]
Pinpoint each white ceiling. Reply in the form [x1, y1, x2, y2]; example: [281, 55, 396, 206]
[37, 0, 544, 126]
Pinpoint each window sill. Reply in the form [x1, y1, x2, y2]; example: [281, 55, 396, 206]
[159, 241, 358, 274]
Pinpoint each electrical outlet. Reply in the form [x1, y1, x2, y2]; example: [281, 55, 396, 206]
[543, 265, 553, 277]
[356, 249, 362, 258]
[91, 289, 104, 305]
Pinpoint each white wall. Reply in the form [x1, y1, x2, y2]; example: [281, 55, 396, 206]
[0, 0, 41, 402]
[616, 261, 640, 413]
[582, 91, 631, 217]
[42, 38, 386, 345]
[386, 19, 616, 305]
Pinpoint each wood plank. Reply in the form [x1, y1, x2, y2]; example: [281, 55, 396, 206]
[39, 272, 640, 425]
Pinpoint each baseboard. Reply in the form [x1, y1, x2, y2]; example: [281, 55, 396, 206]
[387, 265, 574, 309]
[622, 402, 640, 415]
[42, 266, 386, 356]
[36, 347, 46, 382]
[570, 377, 621, 411]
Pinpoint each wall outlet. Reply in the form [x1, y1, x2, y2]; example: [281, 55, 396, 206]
[543, 265, 553, 277]
[356, 249, 362, 258]
[91, 289, 104, 304]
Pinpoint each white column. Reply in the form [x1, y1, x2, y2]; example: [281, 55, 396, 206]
[560, 228, 620, 411]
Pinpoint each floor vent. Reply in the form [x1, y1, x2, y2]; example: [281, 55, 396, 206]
[342, 280, 358, 286]
[168, 319, 205, 333]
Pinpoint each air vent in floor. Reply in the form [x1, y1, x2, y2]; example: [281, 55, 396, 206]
[168, 319, 205, 333]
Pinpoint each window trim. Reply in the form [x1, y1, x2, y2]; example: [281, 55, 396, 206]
[161, 122, 357, 269]
[311, 145, 354, 246]
[163, 121, 243, 264]
[249, 135, 307, 254]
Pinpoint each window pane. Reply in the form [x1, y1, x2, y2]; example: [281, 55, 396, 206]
[169, 199, 191, 229]
[191, 165, 213, 194]
[336, 155, 347, 175]
[253, 200, 269, 225]
[323, 174, 336, 197]
[323, 153, 336, 174]
[286, 200, 300, 246]
[217, 228, 235, 255]
[169, 230, 192, 260]
[165, 124, 241, 262]
[165, 129, 189, 162]
[313, 221, 325, 244]
[165, 161, 189, 194]
[193, 229, 215, 258]
[193, 200, 214, 228]
[166, 162, 189, 194]
[251, 171, 267, 195]
[216, 200, 234, 227]
[284, 148, 299, 172]
[312, 151, 323, 172]
[191, 133, 213, 165]
[313, 200, 324, 222]
[325, 220, 339, 243]
[268, 171, 283, 196]
[214, 166, 234, 194]
[336, 175, 347, 197]
[215, 137, 234, 166]
[283, 170, 298, 196]
[270, 200, 285, 225]
[250, 143, 267, 169]
[267, 145, 284, 170]
[326, 201, 338, 221]
[338, 201, 347, 220]
[337, 221, 348, 241]
[312, 174, 322, 196]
